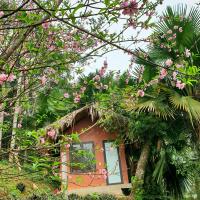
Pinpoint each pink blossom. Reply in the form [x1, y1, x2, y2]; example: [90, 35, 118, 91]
[168, 37, 173, 41]
[173, 33, 176, 39]
[103, 174, 107, 180]
[121, 0, 138, 16]
[40, 75, 47, 85]
[80, 86, 86, 93]
[40, 137, 45, 144]
[42, 22, 49, 29]
[173, 71, 177, 80]
[165, 59, 173, 67]
[7, 74, 16, 82]
[176, 80, 185, 90]
[0, 73, 7, 83]
[160, 68, 168, 79]
[128, 19, 137, 28]
[125, 79, 129, 84]
[99, 168, 107, 175]
[48, 45, 55, 51]
[137, 89, 145, 97]
[0, 11, 4, 17]
[74, 95, 81, 103]
[99, 67, 106, 77]
[179, 27, 183, 32]
[93, 75, 100, 81]
[65, 144, 70, 148]
[185, 48, 191, 57]
[63, 93, 69, 98]
[47, 129, 56, 139]
[17, 123, 22, 128]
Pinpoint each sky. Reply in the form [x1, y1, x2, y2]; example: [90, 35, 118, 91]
[84, 0, 199, 74]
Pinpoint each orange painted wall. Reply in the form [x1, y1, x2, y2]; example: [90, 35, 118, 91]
[65, 116, 129, 190]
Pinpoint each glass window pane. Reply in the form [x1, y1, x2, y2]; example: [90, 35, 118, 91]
[70, 142, 96, 173]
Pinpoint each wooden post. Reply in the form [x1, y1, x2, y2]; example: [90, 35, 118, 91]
[60, 145, 68, 199]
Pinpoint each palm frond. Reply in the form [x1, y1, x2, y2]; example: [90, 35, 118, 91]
[169, 92, 200, 125]
[134, 97, 174, 120]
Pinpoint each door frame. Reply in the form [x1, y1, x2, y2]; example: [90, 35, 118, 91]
[103, 140, 123, 185]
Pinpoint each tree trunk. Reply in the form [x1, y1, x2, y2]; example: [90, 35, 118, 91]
[0, 106, 4, 150]
[131, 141, 151, 200]
[9, 75, 22, 163]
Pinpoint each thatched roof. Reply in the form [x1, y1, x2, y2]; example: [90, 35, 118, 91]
[45, 104, 99, 134]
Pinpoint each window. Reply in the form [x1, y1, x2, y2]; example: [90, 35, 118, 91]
[70, 142, 96, 173]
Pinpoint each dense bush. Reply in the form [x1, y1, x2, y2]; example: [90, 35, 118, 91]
[68, 193, 83, 200]
[27, 193, 65, 200]
[25, 192, 118, 200]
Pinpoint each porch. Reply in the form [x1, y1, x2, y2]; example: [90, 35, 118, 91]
[68, 183, 132, 196]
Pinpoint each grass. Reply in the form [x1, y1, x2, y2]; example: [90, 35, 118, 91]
[0, 160, 52, 200]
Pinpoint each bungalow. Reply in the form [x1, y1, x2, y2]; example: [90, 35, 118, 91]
[45, 105, 131, 195]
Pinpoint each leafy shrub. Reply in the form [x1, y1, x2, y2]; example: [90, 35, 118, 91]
[68, 193, 83, 200]
[83, 193, 117, 200]
[27, 193, 65, 200]
[98, 193, 117, 200]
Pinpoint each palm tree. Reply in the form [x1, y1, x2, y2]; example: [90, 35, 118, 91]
[130, 4, 200, 199]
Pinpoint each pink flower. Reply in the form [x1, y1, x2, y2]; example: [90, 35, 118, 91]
[65, 144, 70, 148]
[137, 89, 145, 97]
[160, 68, 168, 79]
[165, 59, 173, 67]
[168, 37, 173, 41]
[99, 168, 107, 175]
[47, 129, 56, 139]
[121, 0, 138, 16]
[0, 73, 7, 83]
[7, 74, 16, 82]
[173, 33, 176, 39]
[0, 11, 4, 17]
[185, 48, 191, 57]
[80, 86, 86, 93]
[99, 67, 106, 77]
[179, 27, 183, 32]
[176, 80, 185, 90]
[40, 137, 45, 144]
[48, 45, 55, 51]
[40, 75, 47, 85]
[103, 174, 107, 180]
[74, 95, 81, 103]
[173, 71, 177, 80]
[63, 93, 69, 98]
[17, 123, 22, 128]
[42, 22, 49, 29]
[93, 75, 100, 81]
